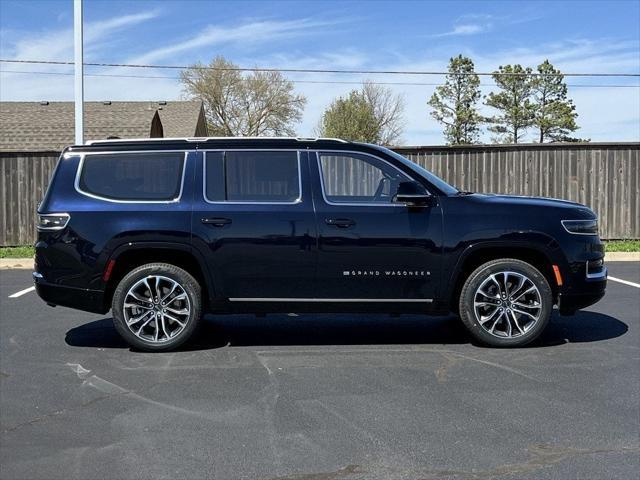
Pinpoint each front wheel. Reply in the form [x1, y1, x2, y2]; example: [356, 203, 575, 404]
[458, 259, 553, 347]
[111, 263, 202, 352]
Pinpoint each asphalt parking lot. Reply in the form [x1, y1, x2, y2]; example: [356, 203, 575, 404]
[1, 263, 638, 480]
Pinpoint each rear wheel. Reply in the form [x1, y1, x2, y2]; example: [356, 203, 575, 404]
[111, 263, 202, 351]
[458, 258, 552, 347]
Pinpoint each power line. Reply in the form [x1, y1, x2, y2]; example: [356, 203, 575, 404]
[1, 58, 639, 77]
[1, 69, 639, 88]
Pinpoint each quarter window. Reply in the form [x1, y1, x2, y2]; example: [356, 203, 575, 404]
[205, 151, 300, 203]
[318, 152, 411, 204]
[78, 152, 184, 201]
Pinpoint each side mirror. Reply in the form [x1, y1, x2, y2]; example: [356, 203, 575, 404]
[393, 181, 431, 206]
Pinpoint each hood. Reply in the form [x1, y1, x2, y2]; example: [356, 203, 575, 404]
[468, 193, 595, 216]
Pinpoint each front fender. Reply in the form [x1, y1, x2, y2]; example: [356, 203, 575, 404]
[441, 231, 568, 309]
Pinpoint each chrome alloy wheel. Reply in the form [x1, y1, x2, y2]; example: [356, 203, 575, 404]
[123, 275, 191, 343]
[473, 271, 543, 338]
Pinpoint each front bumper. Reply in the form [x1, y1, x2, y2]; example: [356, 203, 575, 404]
[558, 265, 607, 315]
[33, 273, 108, 314]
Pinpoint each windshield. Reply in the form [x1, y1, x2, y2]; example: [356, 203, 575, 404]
[370, 146, 459, 195]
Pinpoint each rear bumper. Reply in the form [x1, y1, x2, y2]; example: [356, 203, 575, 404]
[34, 273, 108, 314]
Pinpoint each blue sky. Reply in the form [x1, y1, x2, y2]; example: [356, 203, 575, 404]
[1, 0, 639, 144]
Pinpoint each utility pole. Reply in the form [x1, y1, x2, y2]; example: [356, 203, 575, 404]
[74, 0, 84, 144]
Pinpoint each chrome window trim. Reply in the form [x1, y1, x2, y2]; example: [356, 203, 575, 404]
[74, 150, 188, 204]
[561, 219, 599, 236]
[37, 213, 70, 231]
[313, 150, 417, 208]
[228, 297, 433, 303]
[202, 149, 303, 205]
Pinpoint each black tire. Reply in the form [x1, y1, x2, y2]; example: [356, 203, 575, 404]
[111, 263, 202, 352]
[458, 258, 552, 347]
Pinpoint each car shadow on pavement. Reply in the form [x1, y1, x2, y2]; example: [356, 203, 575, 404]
[65, 310, 627, 351]
[533, 310, 629, 347]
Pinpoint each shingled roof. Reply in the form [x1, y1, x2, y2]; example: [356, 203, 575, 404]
[0, 101, 207, 152]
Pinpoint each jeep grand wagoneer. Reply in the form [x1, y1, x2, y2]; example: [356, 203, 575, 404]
[34, 137, 606, 350]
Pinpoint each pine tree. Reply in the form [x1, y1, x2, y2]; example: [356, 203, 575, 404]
[428, 55, 482, 145]
[531, 60, 580, 142]
[485, 64, 535, 143]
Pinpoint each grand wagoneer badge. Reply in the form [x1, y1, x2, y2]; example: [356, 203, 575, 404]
[343, 270, 429, 277]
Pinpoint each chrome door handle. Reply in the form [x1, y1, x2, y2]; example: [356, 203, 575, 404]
[325, 218, 355, 228]
[201, 217, 232, 227]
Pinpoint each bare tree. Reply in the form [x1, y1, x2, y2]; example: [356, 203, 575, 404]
[318, 81, 405, 144]
[180, 56, 306, 136]
[362, 81, 405, 144]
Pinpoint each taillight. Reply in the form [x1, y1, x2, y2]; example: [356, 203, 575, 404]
[37, 213, 70, 231]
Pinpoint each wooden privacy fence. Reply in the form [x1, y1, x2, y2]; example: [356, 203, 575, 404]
[1, 152, 59, 247]
[0, 142, 638, 245]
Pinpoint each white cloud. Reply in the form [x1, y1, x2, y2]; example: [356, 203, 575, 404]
[432, 23, 489, 38]
[1, 10, 160, 62]
[451, 24, 485, 35]
[430, 13, 494, 37]
[129, 18, 339, 65]
[429, 12, 545, 39]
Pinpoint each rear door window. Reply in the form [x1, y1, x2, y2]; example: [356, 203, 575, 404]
[205, 151, 300, 203]
[78, 152, 185, 201]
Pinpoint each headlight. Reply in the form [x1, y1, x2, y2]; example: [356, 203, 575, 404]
[561, 219, 598, 235]
[37, 213, 70, 231]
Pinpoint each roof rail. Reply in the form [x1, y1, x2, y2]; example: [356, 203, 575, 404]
[85, 136, 349, 145]
[294, 137, 348, 143]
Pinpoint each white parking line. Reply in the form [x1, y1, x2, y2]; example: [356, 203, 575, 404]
[8, 286, 35, 298]
[608, 276, 640, 289]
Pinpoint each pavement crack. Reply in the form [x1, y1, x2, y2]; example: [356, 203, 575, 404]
[435, 352, 463, 382]
[255, 352, 284, 470]
[267, 464, 365, 480]
[2, 409, 67, 433]
[447, 352, 543, 383]
[414, 443, 640, 479]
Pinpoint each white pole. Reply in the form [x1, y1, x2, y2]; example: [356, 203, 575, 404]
[74, 0, 84, 144]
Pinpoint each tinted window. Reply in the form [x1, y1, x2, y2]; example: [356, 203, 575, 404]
[319, 152, 410, 204]
[79, 152, 184, 201]
[372, 145, 459, 195]
[205, 151, 300, 202]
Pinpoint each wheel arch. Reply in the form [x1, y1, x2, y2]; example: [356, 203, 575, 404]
[103, 242, 216, 311]
[447, 241, 561, 313]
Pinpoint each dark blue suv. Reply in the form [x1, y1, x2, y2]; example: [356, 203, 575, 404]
[34, 137, 607, 351]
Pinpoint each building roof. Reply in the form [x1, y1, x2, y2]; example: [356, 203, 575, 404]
[0, 101, 206, 152]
